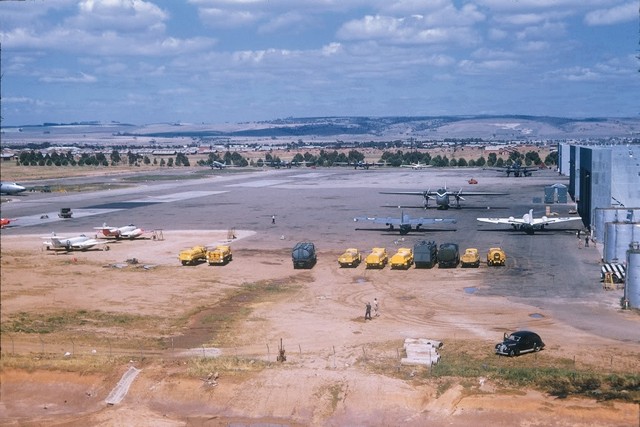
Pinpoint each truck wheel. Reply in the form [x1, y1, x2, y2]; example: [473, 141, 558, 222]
[509, 349, 515, 357]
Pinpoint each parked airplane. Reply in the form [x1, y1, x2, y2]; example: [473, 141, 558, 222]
[94, 223, 144, 239]
[263, 159, 309, 169]
[1, 218, 16, 228]
[1, 181, 27, 195]
[381, 186, 507, 210]
[42, 233, 109, 251]
[476, 209, 582, 234]
[485, 161, 538, 177]
[400, 162, 431, 169]
[335, 160, 384, 170]
[210, 160, 229, 169]
[354, 211, 456, 234]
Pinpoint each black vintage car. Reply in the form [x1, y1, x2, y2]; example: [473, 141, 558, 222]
[495, 331, 544, 356]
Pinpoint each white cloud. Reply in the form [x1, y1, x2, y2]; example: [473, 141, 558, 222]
[40, 72, 97, 84]
[584, 2, 638, 25]
[476, 0, 616, 11]
[258, 11, 308, 34]
[516, 21, 567, 40]
[458, 58, 518, 74]
[560, 66, 601, 81]
[72, 0, 168, 33]
[337, 14, 481, 46]
[199, 7, 262, 27]
[322, 42, 343, 56]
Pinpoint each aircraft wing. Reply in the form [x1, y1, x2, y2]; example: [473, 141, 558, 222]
[354, 216, 402, 225]
[71, 239, 108, 249]
[380, 191, 426, 196]
[448, 190, 508, 196]
[476, 217, 524, 225]
[408, 217, 456, 225]
[530, 217, 582, 226]
[382, 190, 506, 197]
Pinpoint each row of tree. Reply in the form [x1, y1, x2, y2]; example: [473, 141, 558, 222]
[16, 148, 557, 169]
[16, 150, 191, 167]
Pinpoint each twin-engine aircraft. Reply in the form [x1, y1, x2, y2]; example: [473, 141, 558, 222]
[94, 223, 144, 239]
[354, 211, 456, 235]
[485, 162, 539, 177]
[42, 233, 109, 251]
[477, 209, 582, 234]
[334, 160, 385, 170]
[381, 186, 507, 210]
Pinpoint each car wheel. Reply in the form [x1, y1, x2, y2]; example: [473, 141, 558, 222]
[534, 343, 541, 352]
[508, 349, 515, 357]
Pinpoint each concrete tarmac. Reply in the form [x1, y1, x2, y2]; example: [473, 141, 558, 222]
[2, 166, 639, 344]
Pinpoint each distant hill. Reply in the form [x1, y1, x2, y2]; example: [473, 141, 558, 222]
[4, 116, 639, 141]
[129, 116, 640, 140]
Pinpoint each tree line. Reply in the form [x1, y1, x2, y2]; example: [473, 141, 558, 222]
[15, 148, 557, 169]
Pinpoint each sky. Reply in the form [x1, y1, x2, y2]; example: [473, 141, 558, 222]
[0, 0, 638, 126]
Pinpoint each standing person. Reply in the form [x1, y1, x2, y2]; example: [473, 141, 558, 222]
[271, 215, 276, 224]
[365, 302, 372, 320]
[373, 298, 379, 317]
[585, 236, 589, 247]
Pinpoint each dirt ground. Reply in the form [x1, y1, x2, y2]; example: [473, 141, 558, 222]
[1, 229, 639, 426]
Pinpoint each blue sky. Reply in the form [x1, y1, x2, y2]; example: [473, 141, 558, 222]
[1, 0, 638, 125]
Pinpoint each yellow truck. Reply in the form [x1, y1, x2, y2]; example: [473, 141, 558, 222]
[338, 248, 362, 268]
[487, 247, 507, 266]
[206, 245, 233, 265]
[390, 247, 414, 269]
[365, 247, 388, 269]
[460, 248, 480, 268]
[178, 245, 208, 266]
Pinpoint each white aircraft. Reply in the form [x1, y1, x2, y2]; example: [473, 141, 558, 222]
[210, 160, 229, 169]
[400, 162, 431, 170]
[1, 181, 27, 195]
[477, 209, 582, 234]
[42, 233, 109, 251]
[94, 223, 144, 239]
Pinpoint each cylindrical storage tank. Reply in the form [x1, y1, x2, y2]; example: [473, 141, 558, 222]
[625, 242, 640, 309]
[604, 222, 637, 264]
[594, 208, 620, 243]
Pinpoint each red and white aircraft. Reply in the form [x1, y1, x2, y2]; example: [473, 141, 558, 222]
[1, 218, 17, 228]
[94, 223, 144, 239]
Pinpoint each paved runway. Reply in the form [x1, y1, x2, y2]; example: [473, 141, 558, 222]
[2, 166, 639, 342]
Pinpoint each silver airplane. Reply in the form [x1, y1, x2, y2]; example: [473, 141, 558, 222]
[42, 232, 109, 251]
[354, 211, 456, 234]
[381, 185, 507, 209]
[0, 181, 27, 195]
[477, 209, 582, 234]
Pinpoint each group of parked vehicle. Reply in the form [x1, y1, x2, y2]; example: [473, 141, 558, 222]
[334, 241, 507, 270]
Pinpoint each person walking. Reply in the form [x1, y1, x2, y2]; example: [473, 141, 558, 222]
[271, 215, 276, 224]
[365, 302, 372, 320]
[373, 298, 379, 317]
[585, 236, 589, 247]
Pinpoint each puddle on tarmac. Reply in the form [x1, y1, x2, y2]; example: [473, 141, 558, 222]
[529, 313, 544, 319]
[464, 287, 477, 294]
